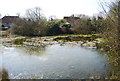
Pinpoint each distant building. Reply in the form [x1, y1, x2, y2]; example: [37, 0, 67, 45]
[64, 16, 80, 27]
[1, 16, 19, 27]
[64, 16, 80, 21]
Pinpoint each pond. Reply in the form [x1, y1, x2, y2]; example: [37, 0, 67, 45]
[0, 44, 110, 79]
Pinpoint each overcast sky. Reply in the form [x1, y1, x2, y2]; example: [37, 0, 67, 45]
[0, 0, 114, 19]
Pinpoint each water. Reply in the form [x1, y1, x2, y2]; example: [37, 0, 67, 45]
[0, 44, 109, 79]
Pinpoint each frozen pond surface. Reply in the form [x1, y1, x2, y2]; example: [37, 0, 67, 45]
[0, 44, 109, 79]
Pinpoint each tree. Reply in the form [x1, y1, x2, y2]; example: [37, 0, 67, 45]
[47, 20, 65, 35]
[100, 0, 119, 55]
[72, 16, 93, 34]
[26, 7, 42, 21]
[98, 0, 120, 78]
[91, 16, 106, 34]
[11, 7, 48, 36]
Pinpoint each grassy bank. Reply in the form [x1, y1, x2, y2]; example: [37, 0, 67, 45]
[1, 34, 103, 49]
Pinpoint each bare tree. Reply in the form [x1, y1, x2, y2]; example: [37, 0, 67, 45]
[26, 7, 43, 22]
[98, 0, 120, 78]
[11, 7, 48, 36]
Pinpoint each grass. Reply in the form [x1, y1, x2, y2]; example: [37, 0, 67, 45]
[39, 34, 102, 38]
[0, 31, 6, 33]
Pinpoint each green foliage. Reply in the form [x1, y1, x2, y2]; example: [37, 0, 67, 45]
[47, 20, 64, 35]
[55, 19, 66, 25]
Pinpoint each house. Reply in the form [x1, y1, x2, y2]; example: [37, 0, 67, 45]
[1, 16, 19, 27]
[64, 16, 80, 21]
[1, 16, 19, 30]
[64, 16, 80, 27]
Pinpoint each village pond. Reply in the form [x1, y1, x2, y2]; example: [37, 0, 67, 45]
[0, 42, 114, 79]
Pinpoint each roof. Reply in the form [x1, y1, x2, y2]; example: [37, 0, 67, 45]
[1, 16, 19, 23]
[64, 16, 80, 20]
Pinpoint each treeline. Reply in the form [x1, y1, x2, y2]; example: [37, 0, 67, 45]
[8, 7, 107, 36]
[72, 16, 106, 34]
